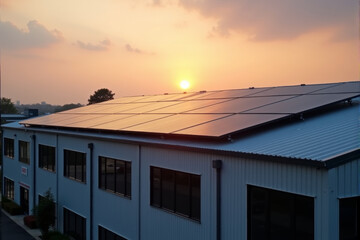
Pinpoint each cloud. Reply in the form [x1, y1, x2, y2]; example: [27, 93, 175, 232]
[75, 39, 111, 51]
[125, 44, 155, 55]
[177, 0, 357, 41]
[0, 20, 63, 49]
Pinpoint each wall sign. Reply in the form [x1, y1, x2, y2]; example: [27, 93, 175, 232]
[21, 166, 28, 176]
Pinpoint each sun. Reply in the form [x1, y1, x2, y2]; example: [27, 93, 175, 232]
[180, 80, 190, 90]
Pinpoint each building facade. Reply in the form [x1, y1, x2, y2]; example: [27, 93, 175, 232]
[2, 82, 360, 240]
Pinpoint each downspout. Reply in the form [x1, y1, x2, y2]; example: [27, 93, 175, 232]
[32, 134, 36, 212]
[88, 143, 94, 240]
[212, 160, 222, 240]
[138, 145, 141, 240]
[56, 134, 59, 229]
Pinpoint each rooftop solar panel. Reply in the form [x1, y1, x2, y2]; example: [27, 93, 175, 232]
[245, 93, 359, 114]
[188, 96, 293, 114]
[174, 113, 289, 137]
[122, 113, 229, 134]
[249, 83, 339, 96]
[310, 81, 360, 94]
[89, 114, 173, 130]
[20, 81, 360, 139]
[148, 99, 227, 114]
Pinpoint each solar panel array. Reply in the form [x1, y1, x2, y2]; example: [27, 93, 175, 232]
[20, 81, 360, 138]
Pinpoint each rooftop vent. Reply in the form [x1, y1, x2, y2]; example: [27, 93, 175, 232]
[199, 90, 207, 93]
[301, 84, 306, 86]
[249, 87, 255, 89]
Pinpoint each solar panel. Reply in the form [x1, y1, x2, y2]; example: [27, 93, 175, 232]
[249, 83, 339, 96]
[122, 114, 229, 134]
[188, 96, 292, 114]
[20, 81, 360, 138]
[148, 99, 227, 114]
[245, 93, 359, 114]
[89, 114, 173, 130]
[174, 113, 289, 137]
[310, 81, 360, 94]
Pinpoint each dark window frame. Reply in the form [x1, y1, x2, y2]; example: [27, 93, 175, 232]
[39, 144, 56, 172]
[4, 177, 15, 200]
[150, 166, 201, 221]
[247, 185, 314, 240]
[4, 138, 15, 158]
[98, 225, 127, 240]
[63, 208, 86, 240]
[98, 156, 131, 198]
[19, 140, 30, 164]
[64, 149, 86, 183]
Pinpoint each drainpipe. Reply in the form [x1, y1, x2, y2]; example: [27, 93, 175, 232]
[32, 135, 36, 212]
[88, 143, 94, 240]
[212, 160, 222, 240]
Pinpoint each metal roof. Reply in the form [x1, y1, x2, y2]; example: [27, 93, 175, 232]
[19, 81, 360, 139]
[4, 96, 360, 168]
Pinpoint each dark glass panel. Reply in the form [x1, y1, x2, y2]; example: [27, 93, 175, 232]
[99, 157, 106, 189]
[340, 198, 358, 240]
[106, 158, 115, 191]
[161, 170, 175, 211]
[269, 191, 294, 240]
[115, 160, 125, 194]
[125, 162, 131, 197]
[191, 175, 201, 220]
[295, 195, 314, 240]
[249, 187, 268, 240]
[151, 167, 161, 207]
[175, 172, 190, 216]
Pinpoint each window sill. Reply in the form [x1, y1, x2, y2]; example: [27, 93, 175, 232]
[39, 168, 56, 174]
[98, 188, 131, 200]
[150, 205, 201, 224]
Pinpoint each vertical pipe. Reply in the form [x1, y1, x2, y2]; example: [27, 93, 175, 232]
[138, 145, 141, 240]
[88, 143, 94, 240]
[212, 160, 222, 240]
[55, 134, 59, 229]
[32, 134, 36, 213]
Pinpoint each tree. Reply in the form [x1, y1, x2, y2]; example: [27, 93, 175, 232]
[88, 88, 115, 105]
[1, 97, 18, 114]
[54, 103, 83, 112]
[34, 189, 55, 236]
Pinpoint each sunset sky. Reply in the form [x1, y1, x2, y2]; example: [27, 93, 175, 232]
[0, 0, 358, 105]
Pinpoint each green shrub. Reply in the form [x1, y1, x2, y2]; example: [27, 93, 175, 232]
[2, 200, 23, 215]
[33, 189, 55, 235]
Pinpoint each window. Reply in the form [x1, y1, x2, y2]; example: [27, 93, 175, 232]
[19, 141, 30, 164]
[99, 156, 131, 197]
[98, 226, 127, 240]
[4, 138, 14, 158]
[64, 150, 86, 183]
[150, 167, 201, 221]
[63, 208, 86, 240]
[340, 197, 360, 240]
[4, 177, 14, 200]
[39, 144, 56, 172]
[248, 186, 314, 240]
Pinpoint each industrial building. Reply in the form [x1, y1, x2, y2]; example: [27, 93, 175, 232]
[2, 81, 360, 240]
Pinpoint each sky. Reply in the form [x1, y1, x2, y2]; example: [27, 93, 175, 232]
[0, 0, 358, 105]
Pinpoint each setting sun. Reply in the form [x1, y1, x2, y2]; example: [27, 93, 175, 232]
[180, 80, 190, 90]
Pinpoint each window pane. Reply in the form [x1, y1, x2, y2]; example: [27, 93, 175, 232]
[162, 170, 175, 211]
[295, 195, 314, 240]
[125, 162, 131, 197]
[151, 167, 161, 207]
[115, 160, 125, 194]
[175, 172, 190, 216]
[106, 158, 115, 191]
[249, 187, 268, 240]
[340, 198, 358, 240]
[99, 157, 106, 189]
[269, 191, 294, 240]
[191, 175, 201, 220]
[19, 141, 30, 164]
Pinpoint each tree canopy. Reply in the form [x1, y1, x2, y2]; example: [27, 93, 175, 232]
[1, 97, 18, 114]
[88, 88, 115, 105]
